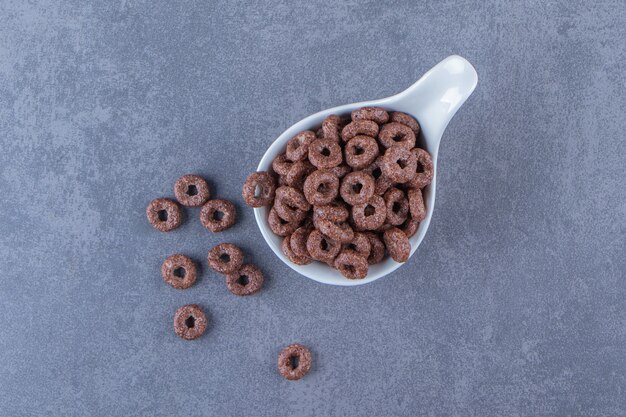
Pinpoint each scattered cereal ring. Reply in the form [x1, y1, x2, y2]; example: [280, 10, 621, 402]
[407, 188, 426, 221]
[406, 148, 434, 189]
[390, 112, 421, 136]
[351, 195, 386, 231]
[146, 198, 183, 232]
[200, 199, 236, 232]
[351, 107, 389, 124]
[381, 146, 417, 184]
[272, 154, 293, 176]
[268, 207, 300, 236]
[344, 135, 379, 169]
[363, 156, 394, 195]
[207, 243, 244, 274]
[342, 232, 371, 259]
[384, 187, 409, 226]
[316, 219, 354, 244]
[278, 343, 312, 381]
[341, 120, 379, 142]
[383, 227, 411, 263]
[363, 232, 386, 264]
[303, 170, 340, 206]
[313, 202, 349, 224]
[340, 171, 375, 206]
[161, 254, 197, 289]
[173, 304, 207, 340]
[285, 160, 315, 190]
[226, 264, 264, 296]
[308, 138, 343, 169]
[174, 174, 210, 207]
[306, 229, 341, 263]
[290, 226, 312, 258]
[242, 171, 276, 208]
[282, 234, 312, 265]
[400, 216, 420, 238]
[334, 249, 368, 279]
[378, 122, 416, 149]
[286, 131, 316, 161]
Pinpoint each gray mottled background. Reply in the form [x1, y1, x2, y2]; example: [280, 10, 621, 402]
[0, 0, 624, 416]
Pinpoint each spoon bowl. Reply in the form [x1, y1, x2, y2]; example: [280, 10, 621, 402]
[254, 55, 478, 286]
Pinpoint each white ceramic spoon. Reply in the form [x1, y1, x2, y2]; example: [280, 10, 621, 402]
[254, 55, 478, 286]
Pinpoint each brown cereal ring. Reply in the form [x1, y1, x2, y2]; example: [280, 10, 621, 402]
[363, 232, 386, 264]
[316, 219, 354, 244]
[226, 264, 264, 296]
[351, 107, 390, 124]
[303, 170, 340, 206]
[384, 187, 409, 226]
[268, 207, 299, 236]
[207, 243, 244, 274]
[334, 249, 368, 279]
[316, 128, 324, 138]
[174, 175, 210, 207]
[328, 164, 351, 179]
[390, 112, 421, 136]
[173, 304, 207, 340]
[383, 227, 411, 263]
[285, 160, 315, 190]
[344, 135, 379, 169]
[200, 199, 236, 232]
[242, 172, 276, 208]
[407, 188, 426, 221]
[146, 198, 183, 232]
[341, 120, 379, 142]
[363, 157, 394, 195]
[286, 131, 316, 161]
[313, 202, 350, 225]
[290, 226, 312, 258]
[274, 186, 311, 222]
[406, 148, 434, 189]
[381, 145, 418, 184]
[272, 154, 293, 176]
[322, 114, 345, 142]
[342, 232, 371, 259]
[161, 254, 197, 289]
[378, 122, 416, 149]
[306, 229, 341, 263]
[400, 216, 420, 238]
[339, 171, 375, 206]
[282, 234, 312, 265]
[351, 195, 386, 231]
[278, 343, 312, 381]
[308, 138, 342, 169]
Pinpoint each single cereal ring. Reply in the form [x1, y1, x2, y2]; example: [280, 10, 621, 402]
[286, 130, 316, 161]
[285, 160, 315, 191]
[340, 171, 375, 206]
[207, 243, 244, 274]
[316, 219, 354, 244]
[268, 207, 299, 236]
[308, 138, 342, 169]
[342, 232, 371, 259]
[242, 171, 276, 207]
[282, 234, 312, 265]
[334, 249, 368, 279]
[278, 343, 312, 380]
[381, 146, 418, 184]
[406, 148, 434, 189]
[407, 188, 426, 221]
[351, 107, 389, 124]
[290, 226, 312, 258]
[363, 232, 386, 264]
[173, 304, 207, 340]
[272, 154, 293, 176]
[306, 229, 341, 263]
[174, 174, 210, 207]
[351, 195, 386, 230]
[328, 164, 351, 179]
[378, 122, 416, 149]
[226, 264, 264, 296]
[390, 112, 421, 136]
[341, 120, 379, 142]
[384, 187, 409, 226]
[161, 254, 197, 289]
[274, 186, 310, 222]
[322, 115, 345, 142]
[383, 227, 411, 263]
[344, 135, 379, 169]
[313, 202, 349, 225]
[400, 216, 420, 238]
[303, 170, 340, 206]
[363, 157, 394, 195]
[146, 198, 182, 232]
[200, 199, 236, 232]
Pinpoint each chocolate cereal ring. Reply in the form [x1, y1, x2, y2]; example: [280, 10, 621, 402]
[306, 229, 341, 263]
[278, 343, 312, 381]
[286, 131, 316, 161]
[282, 234, 312, 265]
[226, 264, 264, 296]
[146, 198, 182, 232]
[381, 146, 417, 184]
[290, 226, 312, 258]
[174, 175, 210, 207]
[378, 122, 416, 149]
[161, 254, 197, 289]
[285, 160, 315, 190]
[272, 154, 293, 176]
[400, 216, 420, 238]
[363, 157, 394, 195]
[343, 232, 371, 259]
[363, 232, 386, 264]
[334, 249, 368, 279]
[406, 148, 434, 189]
[341, 120, 379, 142]
[274, 186, 310, 222]
[344, 135, 379, 169]
[384, 187, 409, 226]
[383, 227, 411, 263]
[322, 115, 345, 142]
[407, 188, 426, 221]
[268, 207, 299, 236]
[351, 107, 389, 124]
[200, 199, 236, 232]
[313, 202, 349, 225]
[303, 170, 339, 206]
[340, 171, 375, 206]
[390, 112, 421, 136]
[316, 219, 354, 244]
[173, 304, 207, 340]
[242, 171, 276, 207]
[351, 195, 386, 231]
[308, 138, 342, 169]
[207, 243, 244, 274]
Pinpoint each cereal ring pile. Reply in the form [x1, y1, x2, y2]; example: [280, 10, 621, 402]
[242, 108, 433, 279]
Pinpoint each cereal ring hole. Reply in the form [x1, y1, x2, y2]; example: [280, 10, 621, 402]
[212, 210, 224, 221]
[173, 267, 186, 278]
[290, 355, 300, 369]
[236, 274, 250, 286]
[185, 315, 196, 328]
[416, 161, 425, 173]
[372, 167, 382, 179]
[320, 147, 331, 156]
[398, 158, 409, 169]
[320, 239, 329, 251]
[157, 210, 168, 221]
[392, 202, 403, 213]
[364, 204, 376, 216]
[186, 184, 198, 196]
[352, 183, 363, 193]
[354, 146, 364, 155]
[219, 253, 231, 263]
